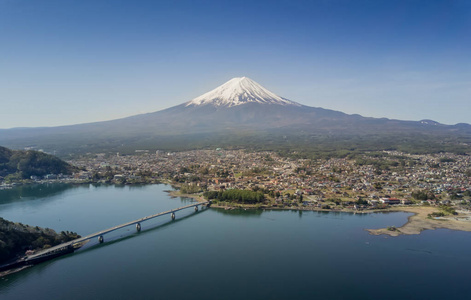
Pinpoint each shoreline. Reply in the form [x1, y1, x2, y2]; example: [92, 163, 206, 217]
[0, 265, 33, 278]
[367, 206, 471, 236]
[166, 190, 471, 236]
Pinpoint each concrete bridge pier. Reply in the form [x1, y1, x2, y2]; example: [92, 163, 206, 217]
[22, 200, 211, 265]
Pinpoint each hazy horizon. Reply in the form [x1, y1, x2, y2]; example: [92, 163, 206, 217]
[1, 74, 469, 130]
[1, 0, 470, 128]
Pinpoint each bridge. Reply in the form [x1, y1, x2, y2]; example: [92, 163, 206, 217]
[24, 200, 211, 264]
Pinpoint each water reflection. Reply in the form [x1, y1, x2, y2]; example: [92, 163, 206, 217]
[0, 197, 209, 286]
[213, 207, 263, 217]
[1, 184, 470, 300]
[78, 207, 209, 253]
[0, 183, 80, 205]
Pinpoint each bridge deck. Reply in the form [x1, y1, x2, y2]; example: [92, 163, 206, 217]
[25, 201, 209, 261]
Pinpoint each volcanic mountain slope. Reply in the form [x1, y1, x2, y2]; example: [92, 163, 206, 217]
[185, 76, 300, 107]
[0, 77, 470, 154]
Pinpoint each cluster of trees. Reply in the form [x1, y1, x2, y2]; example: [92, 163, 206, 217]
[428, 206, 458, 218]
[411, 190, 436, 200]
[0, 146, 75, 180]
[203, 189, 265, 204]
[356, 157, 400, 171]
[428, 211, 445, 218]
[242, 167, 266, 176]
[91, 166, 116, 182]
[440, 157, 456, 163]
[439, 205, 458, 215]
[179, 184, 203, 194]
[0, 217, 80, 264]
[173, 174, 201, 183]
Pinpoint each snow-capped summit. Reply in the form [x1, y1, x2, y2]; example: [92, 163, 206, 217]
[185, 77, 301, 107]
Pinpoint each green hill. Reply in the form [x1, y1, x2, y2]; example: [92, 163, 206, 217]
[0, 217, 80, 264]
[0, 146, 76, 180]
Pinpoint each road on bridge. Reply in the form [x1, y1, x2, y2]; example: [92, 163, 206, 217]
[25, 200, 210, 262]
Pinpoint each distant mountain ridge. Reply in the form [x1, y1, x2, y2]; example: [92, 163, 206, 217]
[0, 77, 470, 155]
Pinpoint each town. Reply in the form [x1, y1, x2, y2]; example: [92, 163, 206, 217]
[34, 149, 469, 212]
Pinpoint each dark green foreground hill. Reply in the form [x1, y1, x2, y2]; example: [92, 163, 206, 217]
[0, 217, 80, 264]
[0, 146, 76, 180]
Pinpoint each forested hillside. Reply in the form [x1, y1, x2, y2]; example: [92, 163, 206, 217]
[0, 146, 75, 179]
[0, 217, 80, 264]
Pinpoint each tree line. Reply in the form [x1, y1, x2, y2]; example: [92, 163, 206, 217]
[203, 189, 265, 204]
[0, 217, 80, 264]
[0, 146, 75, 180]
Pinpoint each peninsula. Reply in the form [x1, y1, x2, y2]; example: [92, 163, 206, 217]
[68, 148, 470, 237]
[2, 148, 471, 237]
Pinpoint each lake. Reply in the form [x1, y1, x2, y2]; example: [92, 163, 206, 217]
[1, 184, 470, 300]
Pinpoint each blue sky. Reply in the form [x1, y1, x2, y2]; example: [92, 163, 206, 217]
[1, 0, 470, 128]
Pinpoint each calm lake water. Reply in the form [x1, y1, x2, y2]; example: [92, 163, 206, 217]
[1, 184, 470, 300]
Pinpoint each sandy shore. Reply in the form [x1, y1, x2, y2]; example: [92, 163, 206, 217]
[0, 265, 32, 277]
[165, 190, 471, 236]
[167, 190, 206, 202]
[367, 206, 471, 236]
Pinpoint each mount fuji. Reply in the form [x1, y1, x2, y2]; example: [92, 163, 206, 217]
[185, 77, 300, 107]
[0, 77, 470, 154]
